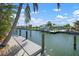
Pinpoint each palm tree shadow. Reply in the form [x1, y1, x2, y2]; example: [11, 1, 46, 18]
[7, 42, 27, 56]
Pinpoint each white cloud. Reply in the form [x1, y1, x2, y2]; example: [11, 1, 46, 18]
[31, 11, 39, 14]
[17, 14, 26, 26]
[17, 13, 50, 26]
[53, 8, 61, 12]
[27, 18, 49, 26]
[21, 8, 25, 13]
[73, 10, 79, 17]
[51, 15, 76, 26]
[17, 13, 74, 26]
[56, 15, 67, 19]
[17, 12, 78, 26]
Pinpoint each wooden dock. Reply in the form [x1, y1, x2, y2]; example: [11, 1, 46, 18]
[6, 36, 42, 56]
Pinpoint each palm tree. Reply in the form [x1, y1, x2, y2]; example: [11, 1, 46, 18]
[1, 3, 38, 47]
[0, 4, 17, 43]
[28, 24, 32, 39]
[74, 20, 79, 31]
[64, 24, 71, 31]
[0, 3, 23, 47]
[24, 3, 38, 40]
[57, 3, 60, 9]
[45, 21, 53, 30]
[0, 3, 60, 48]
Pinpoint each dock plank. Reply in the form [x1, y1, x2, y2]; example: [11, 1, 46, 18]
[13, 36, 42, 56]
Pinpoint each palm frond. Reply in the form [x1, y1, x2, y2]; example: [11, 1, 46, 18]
[33, 3, 38, 12]
[25, 3, 31, 21]
[57, 3, 60, 9]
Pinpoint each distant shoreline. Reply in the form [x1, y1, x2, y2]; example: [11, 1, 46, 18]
[41, 30, 79, 35]
[16, 28, 79, 35]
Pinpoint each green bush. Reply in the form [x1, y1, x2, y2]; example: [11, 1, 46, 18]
[0, 35, 5, 41]
[0, 4, 16, 41]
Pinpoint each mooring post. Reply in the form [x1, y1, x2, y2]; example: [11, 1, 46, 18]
[74, 35, 76, 51]
[19, 29, 21, 36]
[26, 31, 28, 39]
[41, 32, 45, 56]
[15, 29, 18, 35]
[14, 29, 18, 35]
[30, 30, 32, 39]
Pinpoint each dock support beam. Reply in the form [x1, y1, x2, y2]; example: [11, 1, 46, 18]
[41, 32, 45, 56]
[74, 35, 76, 51]
[26, 31, 28, 39]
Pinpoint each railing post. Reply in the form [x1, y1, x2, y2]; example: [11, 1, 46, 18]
[19, 29, 21, 36]
[74, 35, 76, 51]
[41, 32, 45, 56]
[26, 31, 28, 39]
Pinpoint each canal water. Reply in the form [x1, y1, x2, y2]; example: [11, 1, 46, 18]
[13, 29, 79, 56]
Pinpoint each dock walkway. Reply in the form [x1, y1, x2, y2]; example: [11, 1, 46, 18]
[7, 36, 42, 56]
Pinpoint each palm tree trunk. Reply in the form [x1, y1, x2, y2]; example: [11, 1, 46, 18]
[1, 3, 23, 46]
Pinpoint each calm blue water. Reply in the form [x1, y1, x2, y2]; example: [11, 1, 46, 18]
[13, 29, 79, 56]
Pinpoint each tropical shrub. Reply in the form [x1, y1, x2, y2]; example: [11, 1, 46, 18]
[0, 3, 16, 41]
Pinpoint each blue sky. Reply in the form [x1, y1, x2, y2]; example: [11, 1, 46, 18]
[17, 3, 79, 26]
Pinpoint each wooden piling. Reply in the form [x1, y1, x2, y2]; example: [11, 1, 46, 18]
[74, 35, 76, 51]
[19, 29, 21, 36]
[26, 31, 28, 39]
[16, 30, 18, 35]
[41, 32, 45, 56]
[30, 30, 32, 39]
